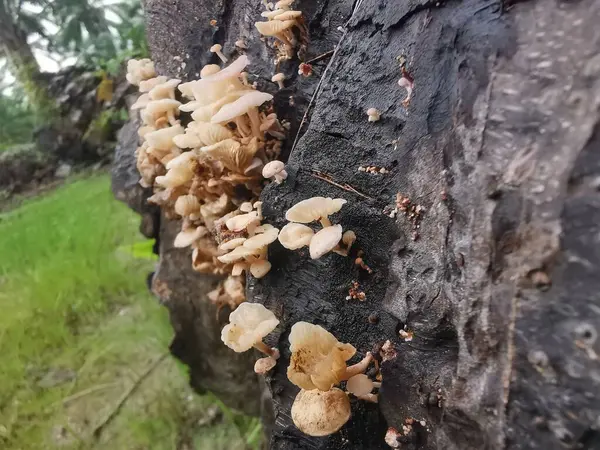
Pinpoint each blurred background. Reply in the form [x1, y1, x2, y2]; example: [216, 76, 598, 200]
[0, 0, 261, 448]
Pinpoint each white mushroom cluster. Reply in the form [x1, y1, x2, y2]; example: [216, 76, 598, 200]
[127, 50, 286, 310]
[221, 302, 280, 372]
[286, 322, 375, 436]
[278, 197, 356, 259]
[255, 0, 307, 60]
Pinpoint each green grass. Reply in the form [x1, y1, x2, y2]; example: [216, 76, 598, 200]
[0, 174, 261, 449]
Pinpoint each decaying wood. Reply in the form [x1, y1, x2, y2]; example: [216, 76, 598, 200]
[112, 0, 600, 448]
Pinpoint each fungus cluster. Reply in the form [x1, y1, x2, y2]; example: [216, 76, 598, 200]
[277, 197, 356, 259]
[287, 322, 378, 436]
[255, 0, 307, 60]
[127, 50, 287, 309]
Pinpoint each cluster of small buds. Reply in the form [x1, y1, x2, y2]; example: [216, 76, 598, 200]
[358, 165, 389, 174]
[386, 193, 426, 240]
[298, 62, 313, 77]
[354, 251, 373, 273]
[346, 281, 366, 301]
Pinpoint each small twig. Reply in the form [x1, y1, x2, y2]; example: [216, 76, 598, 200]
[57, 382, 121, 407]
[92, 353, 168, 439]
[305, 50, 334, 65]
[310, 170, 374, 200]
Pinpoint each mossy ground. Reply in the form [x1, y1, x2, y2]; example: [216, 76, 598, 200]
[0, 174, 261, 449]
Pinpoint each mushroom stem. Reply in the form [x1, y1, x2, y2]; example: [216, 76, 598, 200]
[241, 72, 249, 85]
[373, 381, 382, 389]
[276, 79, 284, 89]
[167, 109, 178, 126]
[253, 340, 280, 359]
[319, 216, 332, 228]
[247, 108, 263, 139]
[235, 116, 252, 137]
[216, 50, 228, 63]
[342, 352, 373, 380]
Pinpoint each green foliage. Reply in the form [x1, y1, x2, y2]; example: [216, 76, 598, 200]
[0, 93, 37, 150]
[0, 175, 262, 449]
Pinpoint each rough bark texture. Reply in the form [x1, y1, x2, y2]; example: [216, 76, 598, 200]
[115, 0, 600, 448]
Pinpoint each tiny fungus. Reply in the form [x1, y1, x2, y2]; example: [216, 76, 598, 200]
[398, 71, 414, 107]
[235, 39, 248, 49]
[385, 427, 402, 448]
[262, 160, 287, 183]
[221, 302, 280, 358]
[298, 62, 313, 77]
[275, 0, 294, 9]
[210, 43, 228, 63]
[272, 72, 286, 89]
[278, 223, 314, 249]
[291, 388, 351, 437]
[367, 107, 381, 122]
[174, 226, 208, 248]
[254, 356, 277, 374]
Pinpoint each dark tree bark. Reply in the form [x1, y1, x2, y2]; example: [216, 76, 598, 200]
[120, 0, 600, 448]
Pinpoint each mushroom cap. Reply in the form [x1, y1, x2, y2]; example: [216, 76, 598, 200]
[273, 10, 302, 20]
[173, 132, 202, 149]
[188, 121, 233, 145]
[235, 39, 247, 49]
[202, 55, 249, 82]
[210, 44, 222, 52]
[174, 194, 201, 217]
[272, 73, 286, 82]
[240, 202, 253, 213]
[287, 322, 356, 391]
[174, 226, 208, 248]
[226, 211, 260, 231]
[144, 99, 182, 116]
[254, 356, 277, 374]
[178, 81, 195, 98]
[219, 237, 247, 251]
[254, 19, 295, 36]
[165, 150, 196, 170]
[398, 77, 412, 88]
[221, 302, 280, 352]
[275, 0, 294, 8]
[200, 64, 221, 78]
[285, 197, 347, 223]
[346, 374, 374, 396]
[231, 261, 248, 276]
[145, 124, 184, 150]
[243, 226, 279, 250]
[342, 230, 356, 247]
[148, 78, 181, 100]
[250, 259, 272, 278]
[367, 107, 379, 115]
[131, 93, 150, 110]
[291, 388, 351, 437]
[261, 9, 285, 19]
[262, 160, 286, 178]
[211, 91, 273, 124]
[278, 223, 314, 250]
[217, 245, 259, 264]
[309, 225, 343, 259]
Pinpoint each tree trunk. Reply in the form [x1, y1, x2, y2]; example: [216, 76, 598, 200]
[123, 0, 600, 448]
[0, 5, 56, 115]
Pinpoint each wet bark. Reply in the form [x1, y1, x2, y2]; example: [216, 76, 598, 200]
[136, 0, 600, 448]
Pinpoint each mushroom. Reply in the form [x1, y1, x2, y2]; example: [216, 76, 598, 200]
[254, 20, 296, 51]
[278, 223, 314, 249]
[367, 107, 381, 122]
[143, 99, 182, 125]
[262, 160, 287, 183]
[254, 356, 277, 374]
[385, 428, 402, 449]
[285, 197, 347, 227]
[272, 73, 286, 89]
[275, 0, 294, 9]
[139, 75, 168, 93]
[174, 194, 201, 218]
[188, 121, 233, 145]
[126, 58, 156, 85]
[333, 230, 357, 256]
[173, 131, 202, 149]
[144, 124, 184, 150]
[148, 78, 181, 100]
[243, 226, 279, 250]
[226, 211, 260, 232]
[287, 322, 357, 391]
[174, 226, 208, 248]
[235, 39, 248, 49]
[131, 93, 150, 110]
[346, 374, 380, 403]
[398, 75, 414, 107]
[211, 91, 274, 138]
[291, 388, 351, 437]
[210, 44, 228, 63]
[309, 224, 342, 259]
[219, 237, 247, 251]
[220, 302, 280, 358]
[201, 55, 249, 82]
[250, 259, 272, 278]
